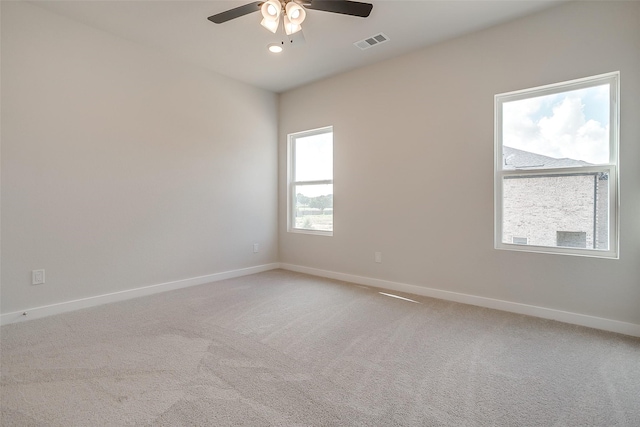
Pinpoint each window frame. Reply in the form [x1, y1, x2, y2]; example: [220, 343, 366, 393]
[494, 72, 619, 258]
[287, 126, 334, 236]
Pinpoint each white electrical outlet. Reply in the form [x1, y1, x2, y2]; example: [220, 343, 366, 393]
[32, 269, 45, 285]
[253, 243, 259, 253]
[374, 252, 382, 263]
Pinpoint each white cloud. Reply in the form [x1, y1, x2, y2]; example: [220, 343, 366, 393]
[503, 90, 609, 164]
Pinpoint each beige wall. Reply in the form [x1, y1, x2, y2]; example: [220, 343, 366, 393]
[1, 2, 278, 313]
[279, 1, 640, 324]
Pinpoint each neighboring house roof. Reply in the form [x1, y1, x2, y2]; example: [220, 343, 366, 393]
[502, 146, 592, 170]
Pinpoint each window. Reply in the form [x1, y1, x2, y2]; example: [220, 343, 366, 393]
[288, 126, 333, 235]
[557, 231, 587, 249]
[495, 72, 619, 258]
[512, 237, 528, 245]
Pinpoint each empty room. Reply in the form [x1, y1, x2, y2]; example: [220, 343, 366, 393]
[1, 0, 639, 425]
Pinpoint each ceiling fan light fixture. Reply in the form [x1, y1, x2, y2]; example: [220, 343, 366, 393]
[260, 17, 279, 33]
[283, 14, 302, 35]
[261, 0, 281, 21]
[285, 2, 306, 25]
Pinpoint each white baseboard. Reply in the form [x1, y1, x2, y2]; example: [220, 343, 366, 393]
[0, 263, 280, 326]
[5, 262, 638, 337]
[280, 263, 640, 338]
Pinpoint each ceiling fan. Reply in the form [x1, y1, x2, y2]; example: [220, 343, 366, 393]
[208, 0, 373, 36]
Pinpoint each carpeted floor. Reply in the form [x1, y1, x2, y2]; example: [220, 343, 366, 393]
[1, 269, 639, 426]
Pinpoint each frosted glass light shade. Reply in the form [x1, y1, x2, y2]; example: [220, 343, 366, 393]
[285, 2, 306, 25]
[260, 18, 279, 33]
[283, 15, 302, 35]
[261, 0, 281, 21]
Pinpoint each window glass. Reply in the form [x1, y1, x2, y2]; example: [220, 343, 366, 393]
[502, 173, 609, 250]
[502, 84, 610, 166]
[495, 73, 618, 258]
[294, 184, 333, 232]
[289, 127, 333, 235]
[294, 133, 333, 182]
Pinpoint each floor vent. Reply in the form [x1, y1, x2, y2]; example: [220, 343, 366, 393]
[354, 33, 390, 50]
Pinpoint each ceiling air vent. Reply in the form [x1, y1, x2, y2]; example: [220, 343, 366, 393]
[354, 33, 389, 50]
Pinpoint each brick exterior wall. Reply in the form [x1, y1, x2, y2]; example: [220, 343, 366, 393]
[502, 173, 607, 249]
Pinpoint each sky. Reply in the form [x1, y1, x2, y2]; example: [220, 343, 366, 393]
[294, 131, 333, 198]
[502, 84, 610, 164]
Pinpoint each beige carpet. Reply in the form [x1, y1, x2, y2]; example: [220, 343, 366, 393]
[1, 269, 639, 426]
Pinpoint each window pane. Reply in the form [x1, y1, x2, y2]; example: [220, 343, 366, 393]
[294, 132, 333, 181]
[502, 173, 609, 250]
[502, 84, 609, 167]
[293, 184, 333, 232]
[557, 231, 587, 248]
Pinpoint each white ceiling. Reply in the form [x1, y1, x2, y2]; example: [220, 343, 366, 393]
[31, 0, 566, 93]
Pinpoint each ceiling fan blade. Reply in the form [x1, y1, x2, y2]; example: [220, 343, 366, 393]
[207, 1, 262, 24]
[305, 0, 373, 18]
